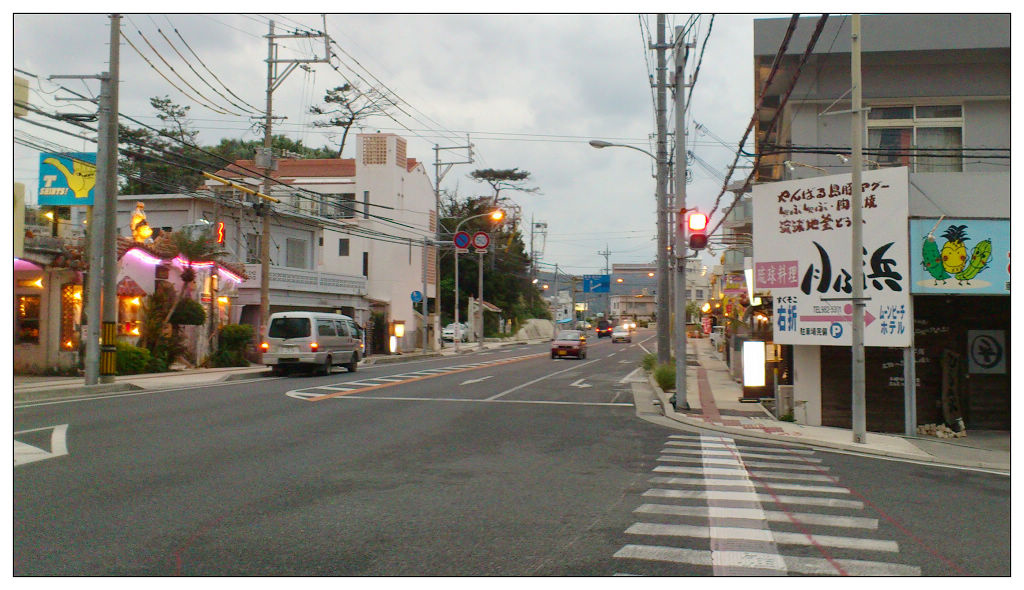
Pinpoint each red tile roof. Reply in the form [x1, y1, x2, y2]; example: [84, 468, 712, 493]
[215, 158, 357, 181]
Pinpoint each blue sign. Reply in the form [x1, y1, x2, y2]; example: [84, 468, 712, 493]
[909, 218, 1009, 294]
[38, 152, 97, 206]
[410, 290, 423, 303]
[453, 231, 471, 249]
[582, 274, 610, 293]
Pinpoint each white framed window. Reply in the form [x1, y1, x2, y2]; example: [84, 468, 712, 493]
[866, 104, 963, 172]
[286, 238, 308, 269]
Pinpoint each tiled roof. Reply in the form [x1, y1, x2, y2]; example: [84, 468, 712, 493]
[116, 235, 248, 280]
[215, 158, 356, 181]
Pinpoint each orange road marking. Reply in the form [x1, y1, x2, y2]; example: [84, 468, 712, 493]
[304, 353, 548, 402]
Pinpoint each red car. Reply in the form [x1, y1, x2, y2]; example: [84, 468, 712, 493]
[551, 330, 587, 359]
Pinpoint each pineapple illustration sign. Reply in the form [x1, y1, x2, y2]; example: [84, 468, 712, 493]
[38, 152, 96, 206]
[910, 218, 1009, 294]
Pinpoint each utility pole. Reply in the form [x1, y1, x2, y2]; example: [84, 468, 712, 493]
[433, 137, 473, 349]
[258, 19, 331, 340]
[653, 14, 671, 364]
[61, 14, 119, 385]
[673, 24, 691, 410]
[551, 263, 561, 321]
[850, 14, 867, 443]
[99, 14, 121, 383]
[598, 244, 612, 317]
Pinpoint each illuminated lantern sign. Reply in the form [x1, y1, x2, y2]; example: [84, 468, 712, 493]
[215, 221, 225, 244]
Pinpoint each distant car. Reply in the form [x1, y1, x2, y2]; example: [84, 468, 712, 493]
[442, 322, 471, 342]
[551, 329, 587, 359]
[611, 326, 632, 343]
[596, 319, 613, 338]
[622, 320, 637, 331]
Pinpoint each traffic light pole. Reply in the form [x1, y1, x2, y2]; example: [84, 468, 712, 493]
[673, 25, 691, 411]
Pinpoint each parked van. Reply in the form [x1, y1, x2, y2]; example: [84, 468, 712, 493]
[261, 311, 363, 376]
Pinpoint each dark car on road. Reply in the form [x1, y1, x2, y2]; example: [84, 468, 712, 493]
[551, 330, 587, 359]
[595, 319, 613, 338]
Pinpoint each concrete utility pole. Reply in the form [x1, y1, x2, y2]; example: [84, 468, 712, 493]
[433, 137, 473, 349]
[653, 14, 671, 364]
[673, 24, 691, 410]
[850, 14, 867, 443]
[64, 14, 119, 385]
[100, 14, 121, 383]
[258, 20, 331, 339]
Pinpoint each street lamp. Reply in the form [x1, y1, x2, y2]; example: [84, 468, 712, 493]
[453, 209, 504, 352]
[590, 138, 671, 368]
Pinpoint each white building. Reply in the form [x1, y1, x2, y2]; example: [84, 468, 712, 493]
[117, 133, 437, 352]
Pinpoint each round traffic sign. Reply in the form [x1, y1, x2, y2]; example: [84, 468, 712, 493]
[410, 290, 423, 303]
[453, 231, 471, 248]
[472, 231, 490, 249]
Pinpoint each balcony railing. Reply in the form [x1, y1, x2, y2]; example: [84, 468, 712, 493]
[241, 264, 367, 296]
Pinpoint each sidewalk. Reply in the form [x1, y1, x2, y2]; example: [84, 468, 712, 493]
[641, 336, 1010, 472]
[13, 337, 547, 403]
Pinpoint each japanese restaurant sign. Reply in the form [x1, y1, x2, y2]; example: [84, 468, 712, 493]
[752, 166, 911, 347]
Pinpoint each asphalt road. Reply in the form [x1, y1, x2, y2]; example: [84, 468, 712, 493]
[13, 329, 1010, 576]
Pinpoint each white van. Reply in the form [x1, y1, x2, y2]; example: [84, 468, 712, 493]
[261, 311, 364, 376]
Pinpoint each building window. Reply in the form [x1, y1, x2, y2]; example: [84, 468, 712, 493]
[867, 104, 963, 172]
[16, 294, 40, 344]
[60, 284, 82, 350]
[338, 238, 350, 256]
[362, 252, 369, 277]
[695, 289, 704, 300]
[286, 238, 308, 269]
[246, 233, 261, 264]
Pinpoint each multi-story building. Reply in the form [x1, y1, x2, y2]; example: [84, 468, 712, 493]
[119, 133, 437, 352]
[751, 14, 1009, 432]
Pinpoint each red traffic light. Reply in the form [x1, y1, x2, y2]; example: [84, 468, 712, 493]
[687, 212, 708, 232]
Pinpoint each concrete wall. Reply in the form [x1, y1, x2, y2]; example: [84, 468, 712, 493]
[792, 345, 822, 426]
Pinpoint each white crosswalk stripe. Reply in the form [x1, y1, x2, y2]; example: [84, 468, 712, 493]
[612, 433, 920, 576]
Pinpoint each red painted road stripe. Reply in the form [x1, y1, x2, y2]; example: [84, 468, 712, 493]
[304, 353, 548, 402]
[697, 367, 721, 422]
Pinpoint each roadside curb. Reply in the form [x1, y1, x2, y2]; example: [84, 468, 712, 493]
[641, 372, 1009, 472]
[14, 382, 144, 403]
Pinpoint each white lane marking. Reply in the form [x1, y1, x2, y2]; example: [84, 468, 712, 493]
[657, 455, 829, 471]
[14, 424, 69, 466]
[650, 476, 850, 495]
[662, 448, 823, 463]
[653, 465, 834, 482]
[325, 395, 632, 408]
[569, 379, 592, 388]
[666, 439, 818, 455]
[626, 523, 899, 553]
[362, 377, 407, 382]
[634, 503, 878, 530]
[619, 368, 648, 384]
[614, 545, 920, 576]
[643, 488, 863, 509]
[314, 384, 361, 391]
[461, 376, 494, 385]
[485, 358, 601, 400]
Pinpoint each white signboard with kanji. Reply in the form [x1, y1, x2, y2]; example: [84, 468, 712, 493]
[752, 166, 911, 347]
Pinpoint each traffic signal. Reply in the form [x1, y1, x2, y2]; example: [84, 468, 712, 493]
[688, 211, 709, 250]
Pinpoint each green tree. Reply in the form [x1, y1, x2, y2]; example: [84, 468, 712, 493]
[469, 168, 539, 206]
[120, 96, 207, 194]
[309, 83, 393, 157]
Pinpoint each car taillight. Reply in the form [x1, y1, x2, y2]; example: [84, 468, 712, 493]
[310, 342, 319, 351]
[260, 342, 269, 351]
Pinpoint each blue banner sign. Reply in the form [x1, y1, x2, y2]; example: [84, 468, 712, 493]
[583, 274, 610, 293]
[909, 218, 1009, 295]
[38, 152, 97, 206]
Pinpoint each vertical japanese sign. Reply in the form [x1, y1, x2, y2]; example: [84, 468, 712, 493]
[752, 166, 911, 347]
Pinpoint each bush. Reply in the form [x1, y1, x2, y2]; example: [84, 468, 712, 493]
[116, 342, 152, 375]
[641, 353, 658, 371]
[210, 324, 255, 367]
[653, 363, 676, 391]
[170, 298, 207, 326]
[144, 355, 169, 373]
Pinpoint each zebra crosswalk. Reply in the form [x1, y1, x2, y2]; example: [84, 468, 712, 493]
[284, 353, 545, 401]
[613, 433, 922, 576]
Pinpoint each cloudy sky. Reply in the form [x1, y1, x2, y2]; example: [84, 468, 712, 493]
[12, 12, 773, 274]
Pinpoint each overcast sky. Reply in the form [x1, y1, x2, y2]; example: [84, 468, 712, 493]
[12, 12, 771, 274]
